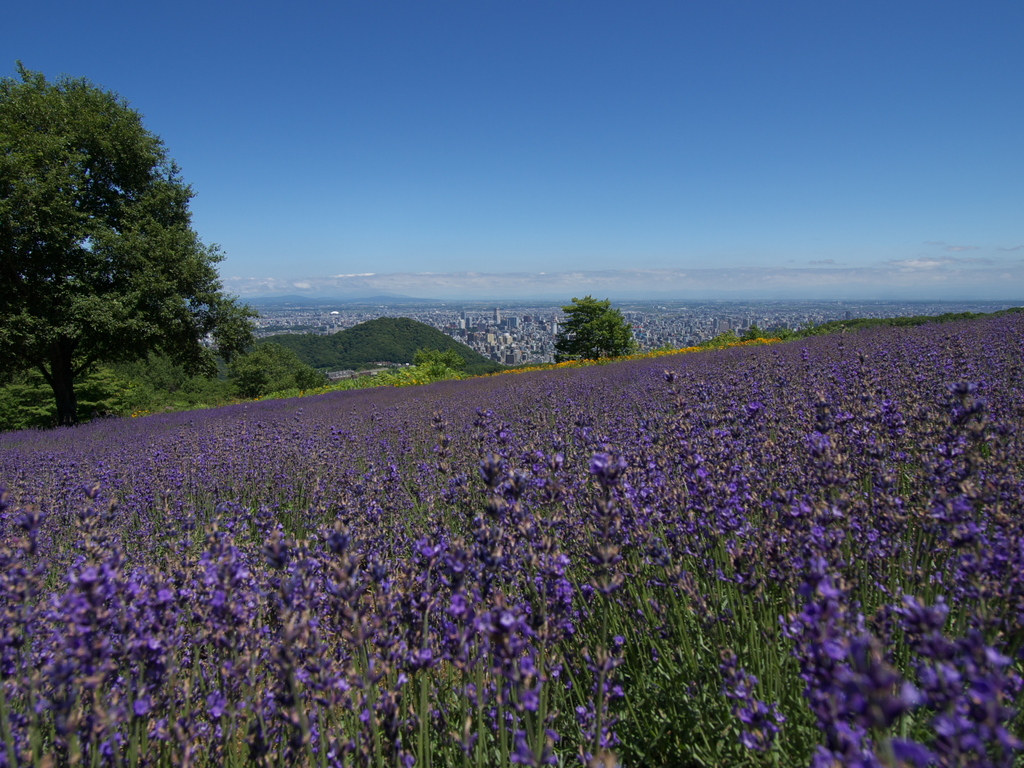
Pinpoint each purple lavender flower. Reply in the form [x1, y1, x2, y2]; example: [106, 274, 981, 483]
[720, 649, 786, 752]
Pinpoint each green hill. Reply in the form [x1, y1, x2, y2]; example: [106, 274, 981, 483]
[260, 317, 503, 375]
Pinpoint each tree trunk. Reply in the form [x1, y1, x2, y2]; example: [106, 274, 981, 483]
[45, 342, 79, 427]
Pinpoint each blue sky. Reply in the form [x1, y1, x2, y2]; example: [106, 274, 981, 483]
[4, 1, 1023, 299]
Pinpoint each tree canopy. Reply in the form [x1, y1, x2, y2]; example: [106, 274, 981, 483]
[0, 64, 254, 424]
[413, 348, 466, 372]
[554, 296, 635, 362]
[229, 343, 325, 399]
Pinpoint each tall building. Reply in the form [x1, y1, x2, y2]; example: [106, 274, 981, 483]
[494, 307, 501, 324]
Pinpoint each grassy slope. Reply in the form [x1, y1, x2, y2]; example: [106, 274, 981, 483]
[793, 306, 1024, 338]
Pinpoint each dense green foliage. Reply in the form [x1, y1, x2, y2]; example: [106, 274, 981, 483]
[555, 295, 636, 362]
[228, 342, 325, 398]
[263, 317, 502, 374]
[110, 353, 233, 412]
[0, 354, 241, 431]
[0, 64, 254, 425]
[0, 368, 133, 431]
[413, 347, 466, 372]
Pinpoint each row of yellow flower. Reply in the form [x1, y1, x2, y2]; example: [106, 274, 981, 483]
[491, 336, 783, 376]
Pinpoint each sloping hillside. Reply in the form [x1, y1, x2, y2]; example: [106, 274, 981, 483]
[260, 317, 502, 374]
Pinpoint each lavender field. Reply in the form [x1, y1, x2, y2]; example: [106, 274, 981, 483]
[1, 315, 1023, 767]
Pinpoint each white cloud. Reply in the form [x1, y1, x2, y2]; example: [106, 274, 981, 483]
[886, 258, 953, 270]
[223, 261, 1024, 301]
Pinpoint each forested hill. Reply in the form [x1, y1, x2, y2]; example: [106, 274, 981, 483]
[260, 317, 503, 374]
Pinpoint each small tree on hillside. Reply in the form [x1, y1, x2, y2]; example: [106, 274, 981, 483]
[554, 296, 635, 362]
[229, 343, 324, 398]
[413, 348, 466, 372]
[741, 324, 763, 341]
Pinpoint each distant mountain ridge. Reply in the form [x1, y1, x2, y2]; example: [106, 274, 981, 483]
[260, 317, 502, 374]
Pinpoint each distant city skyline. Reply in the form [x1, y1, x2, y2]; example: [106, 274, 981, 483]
[252, 297, 1021, 367]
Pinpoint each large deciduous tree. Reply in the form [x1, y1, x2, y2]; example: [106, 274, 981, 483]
[554, 295, 635, 362]
[0, 64, 255, 425]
